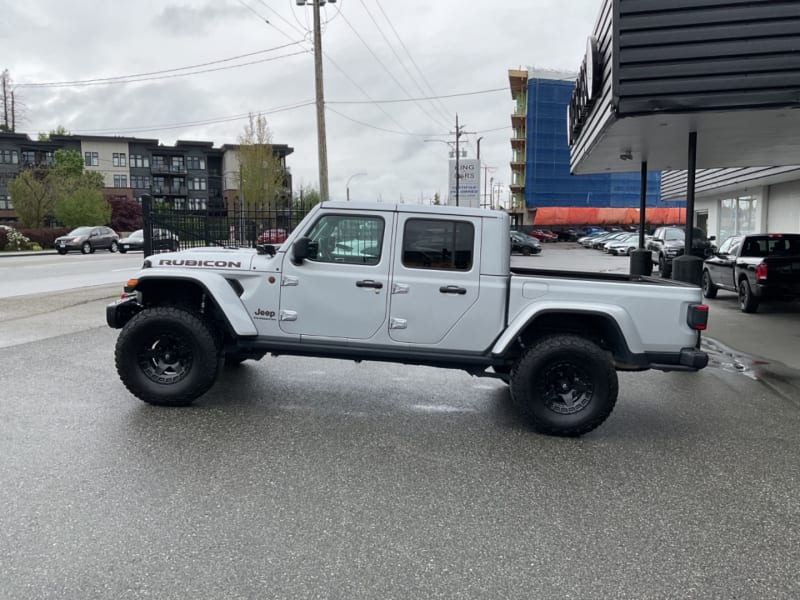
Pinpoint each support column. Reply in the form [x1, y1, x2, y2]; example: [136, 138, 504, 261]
[629, 160, 652, 276]
[672, 131, 703, 286]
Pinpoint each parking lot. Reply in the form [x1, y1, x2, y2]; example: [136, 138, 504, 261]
[0, 245, 798, 599]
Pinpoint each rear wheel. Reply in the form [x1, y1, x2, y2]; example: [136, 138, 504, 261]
[509, 334, 618, 436]
[115, 306, 220, 406]
[522, 246, 532, 256]
[738, 279, 759, 313]
[702, 270, 718, 299]
[109, 240, 118, 253]
[658, 254, 672, 278]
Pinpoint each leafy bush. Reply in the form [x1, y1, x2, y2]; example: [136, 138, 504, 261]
[4, 229, 35, 251]
[18, 228, 70, 249]
[110, 198, 143, 232]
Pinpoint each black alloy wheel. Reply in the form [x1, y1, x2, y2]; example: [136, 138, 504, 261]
[115, 306, 220, 406]
[510, 334, 618, 436]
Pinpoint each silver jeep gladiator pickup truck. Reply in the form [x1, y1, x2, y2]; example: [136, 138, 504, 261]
[107, 202, 708, 436]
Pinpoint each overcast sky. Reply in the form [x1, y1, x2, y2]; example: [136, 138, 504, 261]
[1, 0, 601, 205]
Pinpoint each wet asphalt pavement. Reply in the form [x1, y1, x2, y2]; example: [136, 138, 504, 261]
[0, 252, 799, 599]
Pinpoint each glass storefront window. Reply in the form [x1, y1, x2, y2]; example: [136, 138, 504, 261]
[719, 195, 758, 242]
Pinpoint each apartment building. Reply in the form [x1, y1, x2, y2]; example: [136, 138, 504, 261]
[0, 132, 294, 225]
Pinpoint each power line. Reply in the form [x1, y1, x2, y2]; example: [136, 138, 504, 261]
[337, 6, 448, 132]
[61, 101, 316, 135]
[326, 87, 507, 105]
[356, 0, 451, 128]
[326, 106, 443, 137]
[16, 42, 306, 88]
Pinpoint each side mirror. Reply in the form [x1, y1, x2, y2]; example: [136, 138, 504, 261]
[292, 236, 311, 265]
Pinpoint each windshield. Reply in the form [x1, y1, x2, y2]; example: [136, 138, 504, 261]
[68, 226, 93, 236]
[129, 230, 143, 240]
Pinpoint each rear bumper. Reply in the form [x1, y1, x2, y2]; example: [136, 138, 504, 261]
[647, 347, 709, 372]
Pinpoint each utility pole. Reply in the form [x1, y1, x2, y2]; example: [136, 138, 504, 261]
[452, 114, 464, 206]
[297, 0, 335, 202]
[449, 114, 475, 207]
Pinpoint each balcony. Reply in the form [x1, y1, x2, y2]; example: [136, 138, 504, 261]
[511, 113, 526, 127]
[151, 164, 187, 175]
[511, 137, 526, 151]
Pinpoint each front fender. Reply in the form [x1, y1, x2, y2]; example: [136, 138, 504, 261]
[131, 269, 258, 336]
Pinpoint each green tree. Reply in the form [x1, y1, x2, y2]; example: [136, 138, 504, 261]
[54, 188, 110, 228]
[52, 148, 83, 177]
[7, 149, 104, 227]
[8, 169, 52, 227]
[237, 113, 287, 211]
[293, 183, 320, 210]
[37, 125, 70, 141]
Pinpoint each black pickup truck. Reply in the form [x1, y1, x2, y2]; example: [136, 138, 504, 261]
[702, 233, 800, 312]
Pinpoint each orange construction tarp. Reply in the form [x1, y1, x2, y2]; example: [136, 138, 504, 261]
[533, 207, 686, 226]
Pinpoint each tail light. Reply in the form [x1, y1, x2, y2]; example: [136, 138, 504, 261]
[687, 303, 709, 331]
[756, 263, 768, 282]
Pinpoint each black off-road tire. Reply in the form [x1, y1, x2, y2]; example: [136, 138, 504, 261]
[738, 279, 759, 313]
[701, 270, 718, 299]
[115, 306, 220, 406]
[658, 254, 672, 279]
[509, 334, 619, 436]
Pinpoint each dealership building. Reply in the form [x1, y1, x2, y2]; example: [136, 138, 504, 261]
[566, 0, 800, 245]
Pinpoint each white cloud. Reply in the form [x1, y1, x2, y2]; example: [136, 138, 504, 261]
[1, 0, 601, 204]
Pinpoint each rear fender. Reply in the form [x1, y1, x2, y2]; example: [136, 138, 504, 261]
[492, 302, 642, 356]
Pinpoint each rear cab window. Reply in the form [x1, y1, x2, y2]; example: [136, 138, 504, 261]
[401, 218, 474, 271]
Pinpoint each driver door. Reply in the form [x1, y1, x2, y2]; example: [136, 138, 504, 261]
[278, 211, 393, 340]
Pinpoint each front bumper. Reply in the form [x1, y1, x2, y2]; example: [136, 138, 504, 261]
[106, 295, 142, 328]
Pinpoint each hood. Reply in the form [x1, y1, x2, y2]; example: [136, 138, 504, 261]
[148, 247, 259, 271]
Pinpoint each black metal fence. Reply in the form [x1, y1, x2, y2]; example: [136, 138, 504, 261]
[140, 195, 316, 256]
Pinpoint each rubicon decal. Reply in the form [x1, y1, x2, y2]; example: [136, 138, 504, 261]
[253, 308, 276, 320]
[158, 259, 242, 268]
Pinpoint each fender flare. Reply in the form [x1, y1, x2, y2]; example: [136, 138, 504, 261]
[132, 269, 258, 336]
[491, 301, 643, 357]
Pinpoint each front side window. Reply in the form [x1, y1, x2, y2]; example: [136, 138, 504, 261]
[304, 214, 384, 265]
[402, 218, 474, 271]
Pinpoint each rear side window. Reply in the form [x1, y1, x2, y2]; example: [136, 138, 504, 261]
[402, 218, 474, 271]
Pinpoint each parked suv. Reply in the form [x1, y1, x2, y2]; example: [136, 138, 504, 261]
[55, 226, 119, 255]
[648, 226, 714, 278]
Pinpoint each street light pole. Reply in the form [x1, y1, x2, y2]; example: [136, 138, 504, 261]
[346, 172, 367, 201]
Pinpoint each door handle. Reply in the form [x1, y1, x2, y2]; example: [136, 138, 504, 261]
[439, 285, 467, 295]
[356, 279, 383, 289]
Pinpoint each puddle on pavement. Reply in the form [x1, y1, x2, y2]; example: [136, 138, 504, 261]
[702, 336, 800, 404]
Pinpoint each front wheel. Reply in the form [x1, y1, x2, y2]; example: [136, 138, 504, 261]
[115, 306, 221, 406]
[702, 270, 718, 299]
[522, 246, 532, 256]
[509, 335, 618, 436]
[738, 279, 759, 313]
[119, 247, 127, 254]
[57, 248, 68, 255]
[81, 241, 92, 254]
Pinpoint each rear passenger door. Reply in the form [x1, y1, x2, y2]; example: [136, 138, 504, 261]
[388, 215, 480, 345]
